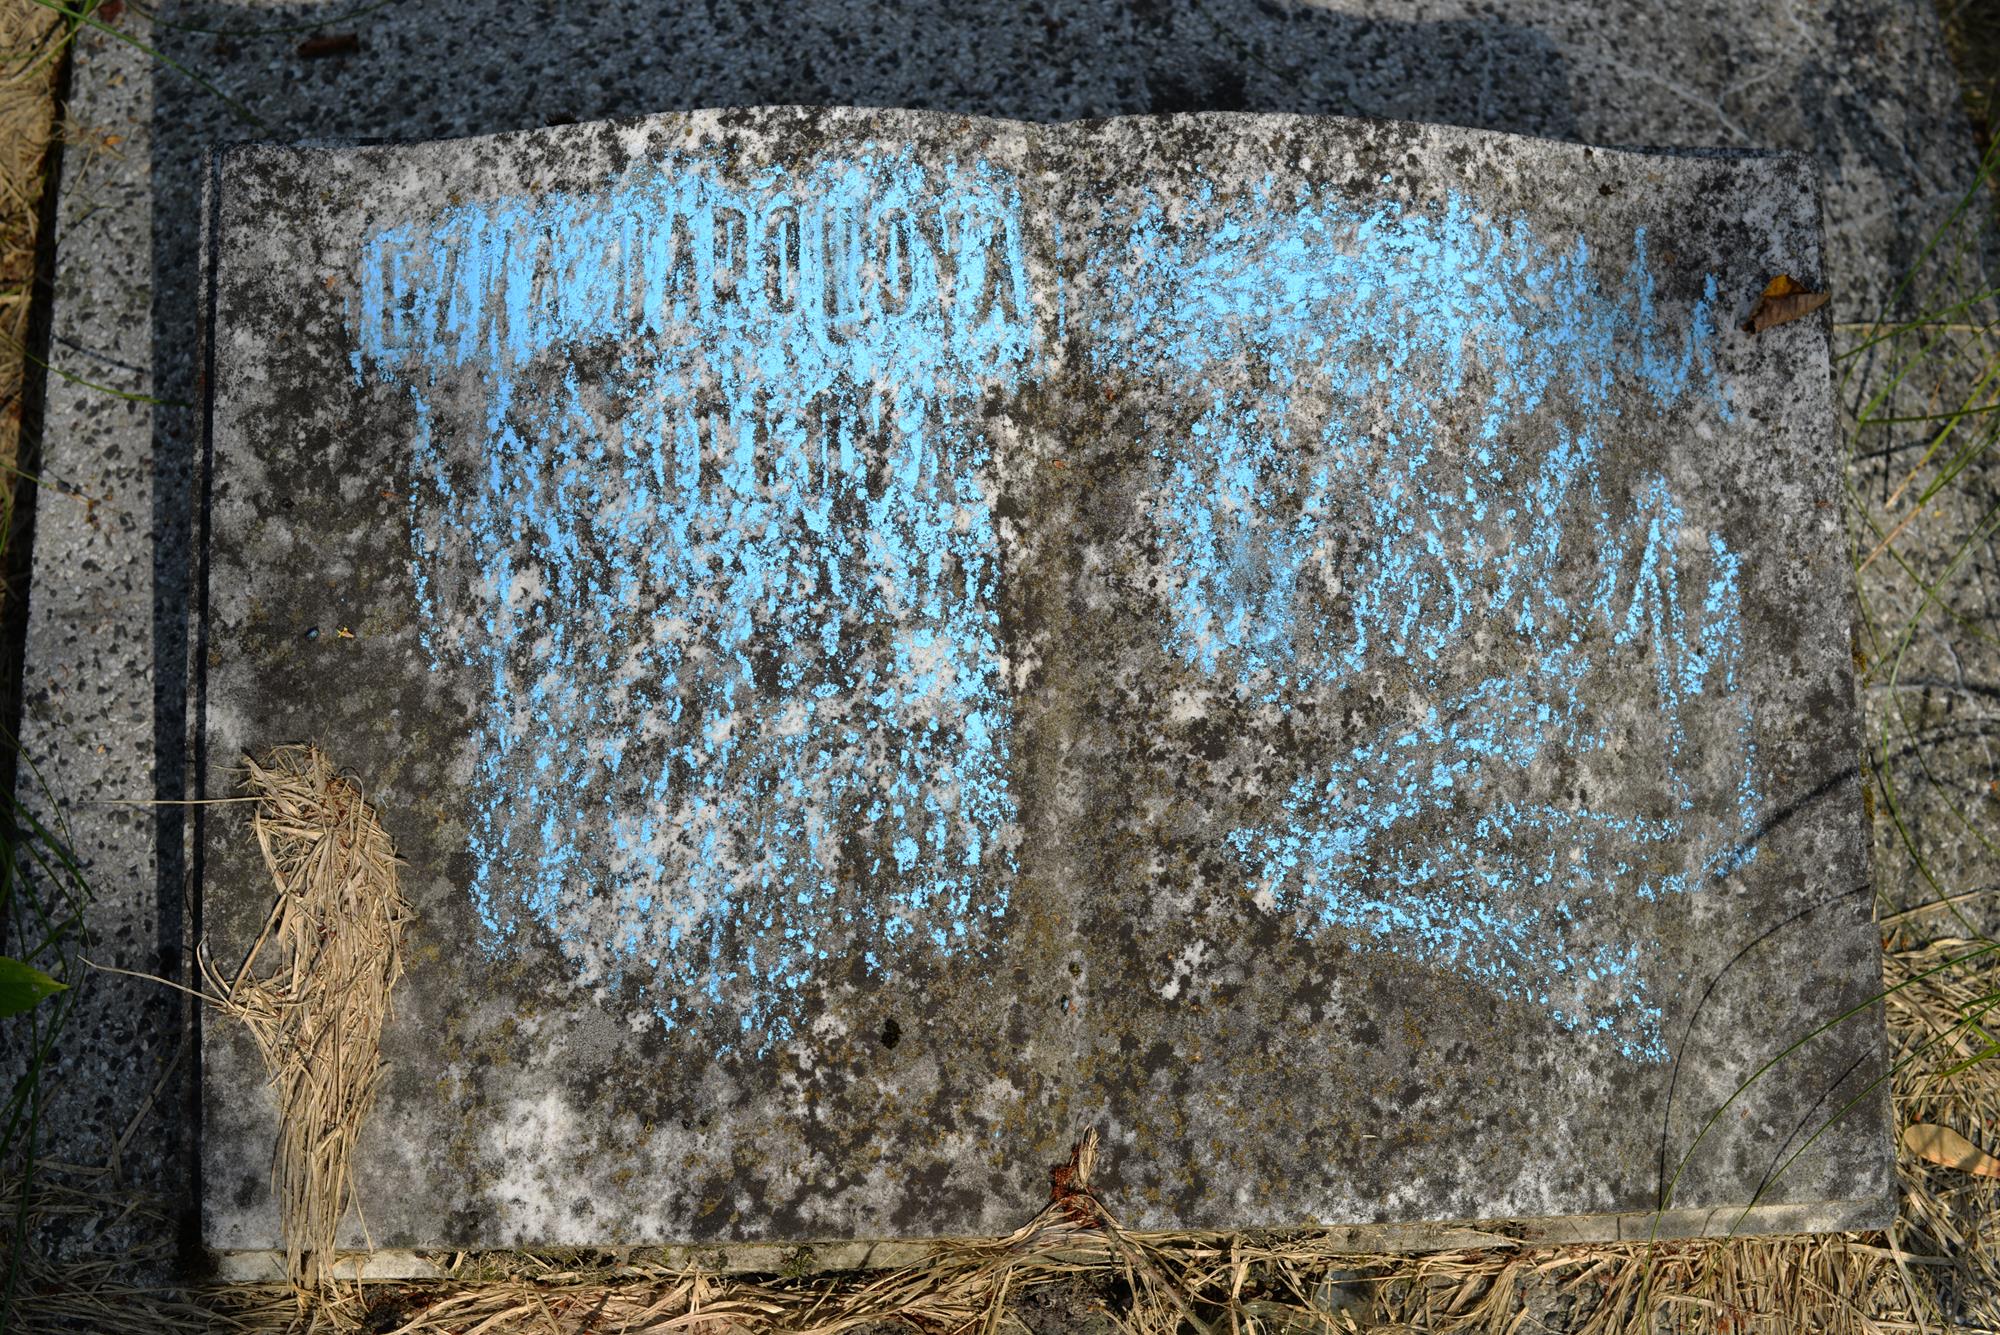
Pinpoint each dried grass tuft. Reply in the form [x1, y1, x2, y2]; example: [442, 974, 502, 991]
[1882, 937, 2000, 1330]
[0, 0, 68, 546]
[203, 744, 414, 1296]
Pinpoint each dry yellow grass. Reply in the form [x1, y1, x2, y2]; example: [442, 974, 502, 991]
[0, 0, 64, 501]
[202, 746, 415, 1297]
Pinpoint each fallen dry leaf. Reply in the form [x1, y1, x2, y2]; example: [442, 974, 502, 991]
[1904, 1122, 2000, 1179]
[297, 32, 361, 59]
[1046, 1128, 1101, 1226]
[1741, 273, 1830, 334]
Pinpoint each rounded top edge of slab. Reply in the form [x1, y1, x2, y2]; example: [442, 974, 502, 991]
[205, 104, 1819, 185]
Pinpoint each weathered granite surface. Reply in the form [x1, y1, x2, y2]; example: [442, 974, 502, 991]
[19, 0, 1983, 1282]
[196, 107, 1888, 1250]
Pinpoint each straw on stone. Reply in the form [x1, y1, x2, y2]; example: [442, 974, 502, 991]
[201, 745, 413, 1296]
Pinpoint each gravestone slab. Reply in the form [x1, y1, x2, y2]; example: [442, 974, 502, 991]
[195, 107, 1890, 1253]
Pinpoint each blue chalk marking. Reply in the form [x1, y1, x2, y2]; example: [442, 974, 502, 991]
[1088, 183, 1757, 1062]
[356, 154, 1760, 1066]
[353, 150, 1034, 1049]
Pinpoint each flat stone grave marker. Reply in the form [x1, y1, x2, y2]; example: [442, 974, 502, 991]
[195, 107, 1891, 1257]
